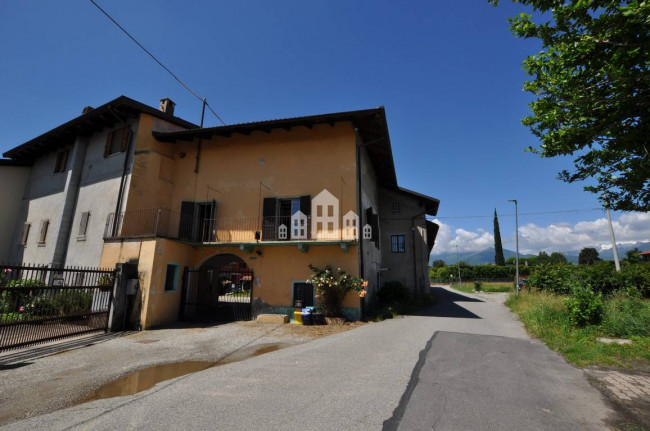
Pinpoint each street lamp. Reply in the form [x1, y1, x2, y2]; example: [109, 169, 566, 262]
[456, 244, 462, 288]
[508, 199, 520, 293]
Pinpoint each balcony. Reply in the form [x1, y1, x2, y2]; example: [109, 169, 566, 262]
[104, 208, 360, 248]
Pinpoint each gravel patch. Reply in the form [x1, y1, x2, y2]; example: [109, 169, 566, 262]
[0, 321, 365, 426]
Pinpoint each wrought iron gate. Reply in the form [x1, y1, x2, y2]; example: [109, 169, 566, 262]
[180, 267, 254, 322]
[0, 264, 116, 352]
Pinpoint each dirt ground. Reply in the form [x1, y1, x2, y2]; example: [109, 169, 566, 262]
[0, 320, 367, 427]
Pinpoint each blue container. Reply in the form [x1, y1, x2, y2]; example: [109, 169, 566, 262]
[301, 309, 313, 326]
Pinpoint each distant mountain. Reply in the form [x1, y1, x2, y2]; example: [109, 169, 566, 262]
[430, 242, 650, 266]
[430, 247, 533, 266]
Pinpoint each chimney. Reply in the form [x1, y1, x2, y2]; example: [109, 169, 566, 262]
[159, 98, 176, 116]
[82, 106, 94, 114]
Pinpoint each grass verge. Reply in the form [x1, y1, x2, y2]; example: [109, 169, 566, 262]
[506, 290, 650, 367]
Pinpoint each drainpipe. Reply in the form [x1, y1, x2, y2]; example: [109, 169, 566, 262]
[355, 129, 364, 280]
[108, 107, 134, 237]
[411, 211, 425, 296]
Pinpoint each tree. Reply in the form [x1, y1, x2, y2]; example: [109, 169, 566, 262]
[624, 247, 642, 264]
[493, 209, 506, 266]
[489, 1, 650, 211]
[549, 252, 568, 264]
[579, 247, 602, 265]
[537, 251, 551, 265]
[432, 259, 447, 268]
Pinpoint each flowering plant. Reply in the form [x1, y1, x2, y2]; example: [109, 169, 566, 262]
[307, 264, 365, 317]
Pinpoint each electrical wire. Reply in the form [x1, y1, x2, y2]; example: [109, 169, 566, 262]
[89, 0, 226, 126]
[431, 208, 603, 220]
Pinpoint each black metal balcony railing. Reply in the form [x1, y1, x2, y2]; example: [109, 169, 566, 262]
[105, 208, 358, 243]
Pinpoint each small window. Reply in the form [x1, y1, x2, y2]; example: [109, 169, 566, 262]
[392, 201, 401, 214]
[327, 205, 334, 217]
[104, 127, 130, 157]
[38, 220, 50, 245]
[293, 282, 314, 308]
[391, 235, 405, 253]
[54, 150, 69, 174]
[21, 223, 31, 245]
[164, 263, 179, 292]
[78, 211, 90, 239]
[327, 222, 334, 232]
[316, 205, 323, 217]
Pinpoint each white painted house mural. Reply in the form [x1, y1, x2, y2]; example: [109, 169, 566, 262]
[311, 189, 339, 240]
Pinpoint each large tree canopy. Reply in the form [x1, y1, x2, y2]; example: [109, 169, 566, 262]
[490, 0, 650, 211]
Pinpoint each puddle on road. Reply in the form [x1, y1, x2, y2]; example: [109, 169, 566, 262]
[78, 343, 289, 404]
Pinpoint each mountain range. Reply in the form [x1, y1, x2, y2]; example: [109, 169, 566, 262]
[430, 242, 650, 266]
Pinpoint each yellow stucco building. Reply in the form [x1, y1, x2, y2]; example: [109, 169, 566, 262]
[4, 96, 439, 329]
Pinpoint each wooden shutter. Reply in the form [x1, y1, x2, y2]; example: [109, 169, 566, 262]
[39, 220, 50, 244]
[262, 198, 277, 240]
[104, 131, 113, 157]
[78, 212, 90, 237]
[179, 201, 196, 240]
[299, 195, 311, 239]
[120, 127, 131, 152]
[21, 223, 31, 245]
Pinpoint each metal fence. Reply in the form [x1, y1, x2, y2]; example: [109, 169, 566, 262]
[0, 264, 116, 352]
[105, 208, 355, 243]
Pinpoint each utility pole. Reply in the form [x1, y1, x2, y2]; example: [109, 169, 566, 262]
[508, 199, 520, 293]
[604, 200, 621, 272]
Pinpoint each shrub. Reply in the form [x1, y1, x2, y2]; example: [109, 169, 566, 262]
[578, 261, 619, 295]
[564, 283, 604, 326]
[1, 278, 46, 312]
[474, 281, 483, 292]
[528, 264, 576, 294]
[600, 291, 650, 338]
[378, 281, 410, 305]
[56, 290, 93, 315]
[308, 264, 365, 317]
[30, 296, 60, 317]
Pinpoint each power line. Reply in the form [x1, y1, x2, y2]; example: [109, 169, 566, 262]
[432, 208, 603, 220]
[89, 0, 226, 126]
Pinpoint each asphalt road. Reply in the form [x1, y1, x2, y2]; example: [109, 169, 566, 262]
[2, 287, 614, 430]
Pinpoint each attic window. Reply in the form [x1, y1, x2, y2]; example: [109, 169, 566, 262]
[392, 201, 401, 214]
[104, 126, 131, 157]
[54, 150, 69, 174]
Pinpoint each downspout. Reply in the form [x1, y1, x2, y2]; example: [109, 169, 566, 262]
[109, 107, 134, 237]
[411, 211, 425, 296]
[355, 129, 364, 280]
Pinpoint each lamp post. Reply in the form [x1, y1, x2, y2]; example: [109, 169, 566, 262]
[456, 244, 462, 288]
[508, 199, 520, 293]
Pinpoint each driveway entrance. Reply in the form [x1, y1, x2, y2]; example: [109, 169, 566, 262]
[180, 254, 253, 322]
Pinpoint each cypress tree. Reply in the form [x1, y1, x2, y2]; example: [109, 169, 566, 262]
[494, 209, 506, 266]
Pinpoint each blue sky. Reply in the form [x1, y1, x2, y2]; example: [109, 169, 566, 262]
[2, 1, 648, 256]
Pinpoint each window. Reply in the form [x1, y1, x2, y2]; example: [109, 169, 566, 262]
[104, 126, 131, 157]
[164, 263, 179, 291]
[391, 235, 405, 253]
[78, 211, 90, 239]
[392, 201, 401, 214]
[54, 150, 69, 174]
[261, 195, 310, 241]
[38, 220, 50, 245]
[20, 223, 31, 245]
[293, 282, 314, 308]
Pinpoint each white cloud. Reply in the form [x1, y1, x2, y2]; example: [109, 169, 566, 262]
[431, 219, 494, 254]
[431, 212, 650, 255]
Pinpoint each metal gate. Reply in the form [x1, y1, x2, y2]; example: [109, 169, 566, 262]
[0, 264, 116, 352]
[180, 267, 254, 322]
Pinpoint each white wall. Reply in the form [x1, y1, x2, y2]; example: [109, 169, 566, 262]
[0, 165, 30, 262]
[64, 119, 139, 267]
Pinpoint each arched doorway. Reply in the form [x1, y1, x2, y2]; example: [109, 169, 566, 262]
[180, 254, 254, 322]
